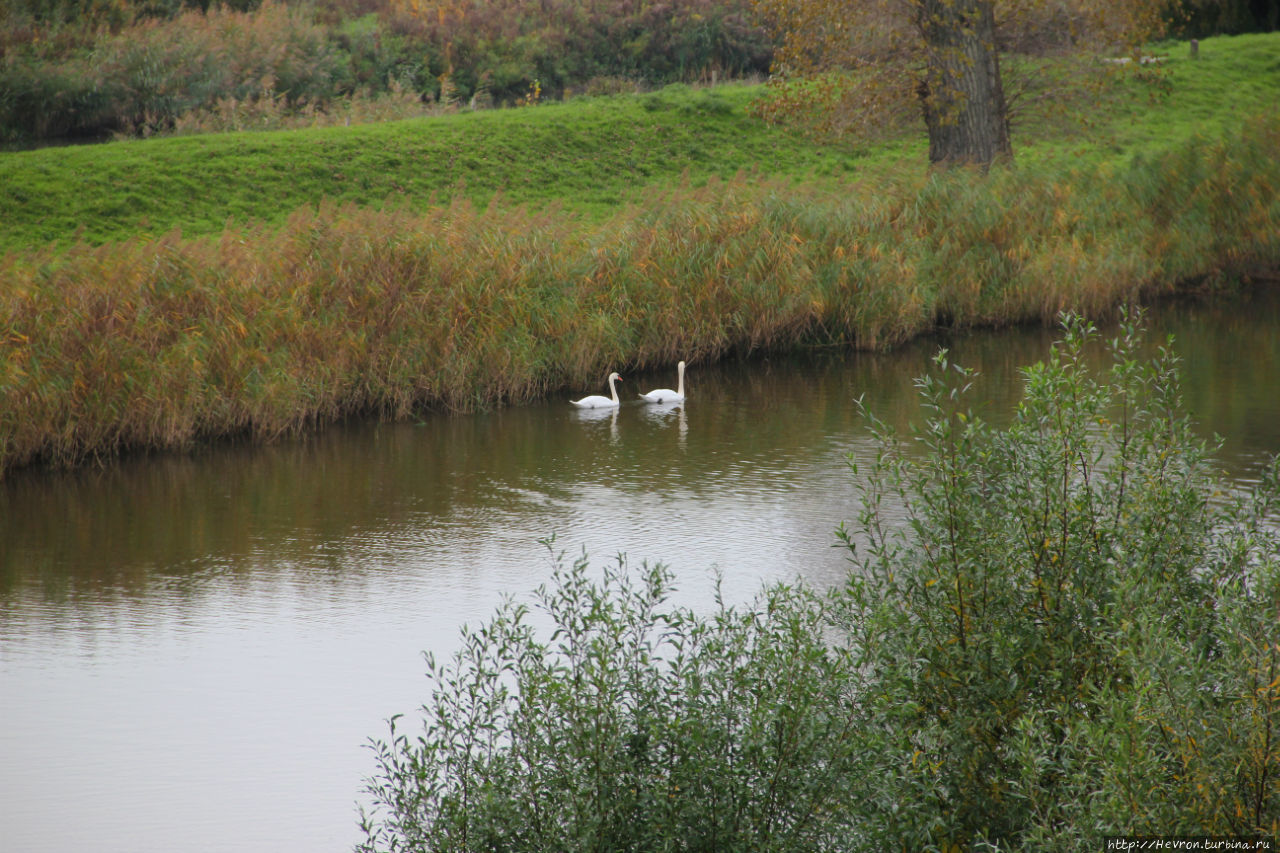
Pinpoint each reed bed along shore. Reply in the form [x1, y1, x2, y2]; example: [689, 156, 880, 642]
[2, 111, 1277, 477]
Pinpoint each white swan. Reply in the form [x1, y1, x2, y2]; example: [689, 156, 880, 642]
[571, 371, 622, 409]
[639, 361, 686, 404]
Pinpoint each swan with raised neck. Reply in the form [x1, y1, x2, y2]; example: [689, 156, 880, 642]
[639, 361, 686, 404]
[571, 372, 622, 408]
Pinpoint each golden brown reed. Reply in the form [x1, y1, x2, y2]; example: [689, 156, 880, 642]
[2, 113, 1277, 475]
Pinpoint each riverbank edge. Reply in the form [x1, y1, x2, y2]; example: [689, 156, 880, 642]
[2, 110, 1278, 478]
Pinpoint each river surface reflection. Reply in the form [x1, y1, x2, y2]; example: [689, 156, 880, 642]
[1, 291, 1278, 853]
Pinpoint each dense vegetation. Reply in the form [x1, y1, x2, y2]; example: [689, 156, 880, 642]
[359, 314, 1280, 850]
[2, 0, 1274, 145]
[1, 33, 1278, 478]
[0, 0, 772, 143]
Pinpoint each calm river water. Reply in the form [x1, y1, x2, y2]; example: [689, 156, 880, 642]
[2, 292, 1278, 853]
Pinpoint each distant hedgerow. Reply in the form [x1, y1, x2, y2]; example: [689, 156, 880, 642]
[0, 0, 773, 142]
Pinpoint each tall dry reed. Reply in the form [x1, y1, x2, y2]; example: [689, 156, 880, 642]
[2, 113, 1277, 475]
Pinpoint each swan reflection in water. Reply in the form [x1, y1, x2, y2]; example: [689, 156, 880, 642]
[571, 404, 620, 441]
[640, 398, 687, 450]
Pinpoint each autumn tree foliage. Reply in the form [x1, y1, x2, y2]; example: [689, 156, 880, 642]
[751, 0, 1169, 167]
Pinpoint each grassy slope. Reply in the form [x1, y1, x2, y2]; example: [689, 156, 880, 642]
[0, 85, 872, 253]
[1013, 32, 1280, 167]
[0, 31, 1272, 256]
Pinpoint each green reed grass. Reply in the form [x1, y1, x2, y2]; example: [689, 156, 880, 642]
[2, 110, 1277, 476]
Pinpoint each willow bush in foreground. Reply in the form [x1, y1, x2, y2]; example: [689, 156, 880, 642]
[839, 312, 1280, 849]
[359, 551, 860, 852]
[359, 313, 1278, 851]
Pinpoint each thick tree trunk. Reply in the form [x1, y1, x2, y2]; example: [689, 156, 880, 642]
[914, 0, 1012, 168]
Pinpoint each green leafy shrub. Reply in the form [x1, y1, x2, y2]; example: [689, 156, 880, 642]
[92, 3, 349, 136]
[383, 0, 773, 105]
[358, 547, 860, 852]
[837, 311, 1280, 849]
[0, 56, 117, 141]
[0, 2, 350, 140]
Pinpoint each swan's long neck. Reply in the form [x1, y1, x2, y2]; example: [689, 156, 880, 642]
[608, 374, 620, 403]
[676, 363, 685, 396]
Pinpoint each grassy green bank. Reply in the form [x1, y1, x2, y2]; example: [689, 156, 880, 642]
[0, 82, 868, 253]
[2, 32, 1278, 254]
[1, 34, 1278, 476]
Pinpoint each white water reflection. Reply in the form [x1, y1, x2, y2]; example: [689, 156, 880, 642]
[2, 292, 1278, 853]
